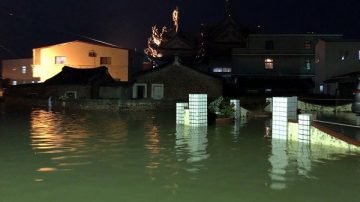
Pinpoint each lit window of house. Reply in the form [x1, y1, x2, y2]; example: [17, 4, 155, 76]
[305, 59, 311, 70]
[100, 57, 112, 65]
[264, 58, 274, 69]
[304, 41, 311, 49]
[358, 50, 360, 60]
[341, 50, 349, 60]
[21, 66, 27, 74]
[12, 80, 17, 85]
[213, 67, 232, 73]
[265, 40, 274, 50]
[55, 56, 66, 64]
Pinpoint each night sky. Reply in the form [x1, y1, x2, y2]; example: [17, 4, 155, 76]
[1, 0, 360, 58]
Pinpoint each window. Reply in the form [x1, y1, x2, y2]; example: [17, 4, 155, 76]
[264, 58, 274, 69]
[151, 84, 164, 100]
[305, 59, 311, 70]
[100, 57, 111, 65]
[341, 50, 349, 60]
[358, 50, 360, 60]
[88, 50, 97, 57]
[304, 40, 312, 49]
[55, 56, 66, 64]
[65, 91, 77, 99]
[265, 40, 274, 50]
[213, 67, 232, 73]
[21, 66, 27, 74]
[12, 80, 17, 85]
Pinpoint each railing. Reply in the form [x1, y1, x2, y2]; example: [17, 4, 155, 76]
[313, 120, 360, 129]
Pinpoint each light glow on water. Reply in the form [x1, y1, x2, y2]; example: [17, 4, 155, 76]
[0, 107, 359, 202]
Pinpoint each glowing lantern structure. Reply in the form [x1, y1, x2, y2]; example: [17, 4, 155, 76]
[144, 7, 202, 65]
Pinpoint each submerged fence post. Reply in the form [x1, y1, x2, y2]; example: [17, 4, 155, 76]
[189, 94, 207, 127]
[288, 96, 298, 121]
[230, 99, 241, 119]
[298, 114, 313, 143]
[176, 103, 189, 124]
[272, 97, 298, 140]
[272, 97, 289, 140]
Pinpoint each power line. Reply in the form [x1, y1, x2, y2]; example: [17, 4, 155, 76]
[0, 5, 120, 48]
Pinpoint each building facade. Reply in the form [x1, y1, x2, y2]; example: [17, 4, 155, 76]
[33, 41, 143, 82]
[1, 58, 40, 85]
[315, 39, 360, 96]
[132, 61, 223, 101]
[217, 34, 343, 95]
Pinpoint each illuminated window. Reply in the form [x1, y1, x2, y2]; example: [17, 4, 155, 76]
[305, 59, 311, 70]
[265, 40, 274, 50]
[12, 80, 17, 85]
[100, 57, 111, 65]
[21, 66, 27, 74]
[358, 50, 360, 60]
[55, 56, 66, 64]
[264, 58, 273, 69]
[213, 67, 232, 73]
[320, 85, 324, 94]
[304, 41, 311, 49]
[341, 50, 349, 60]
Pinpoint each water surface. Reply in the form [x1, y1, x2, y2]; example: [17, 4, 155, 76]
[0, 106, 359, 202]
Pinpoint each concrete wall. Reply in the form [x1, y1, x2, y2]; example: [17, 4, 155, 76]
[33, 41, 131, 82]
[7, 84, 92, 99]
[298, 100, 351, 112]
[288, 121, 360, 152]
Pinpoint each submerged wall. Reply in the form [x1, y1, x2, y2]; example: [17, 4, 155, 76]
[288, 121, 360, 153]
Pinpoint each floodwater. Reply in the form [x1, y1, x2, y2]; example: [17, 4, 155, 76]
[0, 105, 359, 202]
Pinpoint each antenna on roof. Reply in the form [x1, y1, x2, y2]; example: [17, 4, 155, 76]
[225, 0, 233, 17]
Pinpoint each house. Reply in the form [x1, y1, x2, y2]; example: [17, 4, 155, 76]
[1, 58, 40, 85]
[32, 40, 143, 82]
[6, 66, 129, 100]
[44, 66, 125, 99]
[144, 4, 343, 95]
[132, 59, 223, 101]
[315, 39, 360, 96]
[227, 34, 342, 95]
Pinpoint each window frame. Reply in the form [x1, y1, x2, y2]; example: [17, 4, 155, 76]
[55, 56, 66, 64]
[264, 58, 274, 70]
[100, 57, 112, 65]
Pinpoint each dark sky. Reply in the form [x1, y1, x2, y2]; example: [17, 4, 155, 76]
[1, 0, 360, 58]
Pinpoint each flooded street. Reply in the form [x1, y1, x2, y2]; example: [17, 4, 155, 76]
[0, 106, 359, 202]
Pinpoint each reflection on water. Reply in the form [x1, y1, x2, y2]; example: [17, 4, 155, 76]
[30, 110, 89, 153]
[269, 139, 289, 190]
[0, 109, 359, 201]
[268, 136, 358, 190]
[175, 125, 209, 172]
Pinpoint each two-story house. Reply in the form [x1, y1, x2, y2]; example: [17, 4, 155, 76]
[1, 58, 40, 85]
[223, 34, 343, 95]
[32, 40, 143, 82]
